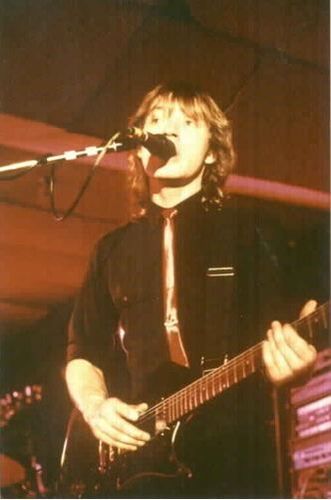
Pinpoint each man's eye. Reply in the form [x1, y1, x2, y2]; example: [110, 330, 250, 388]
[151, 117, 159, 124]
[185, 119, 193, 126]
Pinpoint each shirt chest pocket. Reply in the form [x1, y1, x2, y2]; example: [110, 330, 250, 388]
[205, 266, 236, 315]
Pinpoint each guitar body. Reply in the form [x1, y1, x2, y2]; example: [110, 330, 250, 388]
[59, 364, 196, 498]
[59, 303, 330, 498]
[59, 413, 192, 497]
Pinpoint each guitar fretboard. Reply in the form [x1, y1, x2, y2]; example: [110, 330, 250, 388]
[138, 302, 329, 428]
[157, 344, 262, 425]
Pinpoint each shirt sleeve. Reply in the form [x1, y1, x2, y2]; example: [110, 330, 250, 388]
[66, 234, 120, 374]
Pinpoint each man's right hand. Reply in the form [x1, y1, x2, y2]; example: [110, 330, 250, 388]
[85, 397, 151, 451]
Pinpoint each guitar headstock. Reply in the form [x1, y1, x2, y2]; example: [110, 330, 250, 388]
[0, 384, 43, 428]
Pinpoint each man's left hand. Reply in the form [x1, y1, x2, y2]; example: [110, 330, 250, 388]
[262, 300, 317, 386]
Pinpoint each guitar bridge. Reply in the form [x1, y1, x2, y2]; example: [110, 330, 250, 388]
[98, 441, 117, 474]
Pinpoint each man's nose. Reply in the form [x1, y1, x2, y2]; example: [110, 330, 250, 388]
[164, 117, 179, 138]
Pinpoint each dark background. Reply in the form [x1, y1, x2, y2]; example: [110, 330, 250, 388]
[0, 0, 329, 494]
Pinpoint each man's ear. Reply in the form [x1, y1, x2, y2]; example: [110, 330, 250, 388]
[205, 150, 216, 165]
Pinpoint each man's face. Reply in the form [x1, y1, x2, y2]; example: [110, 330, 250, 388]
[139, 100, 214, 183]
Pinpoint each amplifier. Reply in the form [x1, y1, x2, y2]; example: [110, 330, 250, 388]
[295, 395, 331, 438]
[289, 348, 331, 498]
[291, 349, 331, 407]
[292, 438, 331, 470]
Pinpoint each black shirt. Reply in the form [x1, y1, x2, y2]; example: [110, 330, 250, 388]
[67, 192, 286, 496]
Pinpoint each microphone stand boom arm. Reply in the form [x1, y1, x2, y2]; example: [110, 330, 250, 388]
[0, 140, 127, 175]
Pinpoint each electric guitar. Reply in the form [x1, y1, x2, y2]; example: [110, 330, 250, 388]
[60, 302, 330, 497]
[0, 385, 42, 428]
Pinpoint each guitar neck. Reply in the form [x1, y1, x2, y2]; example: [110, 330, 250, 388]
[155, 343, 263, 425]
[149, 301, 329, 426]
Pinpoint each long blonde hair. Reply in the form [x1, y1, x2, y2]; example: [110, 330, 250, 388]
[127, 82, 236, 217]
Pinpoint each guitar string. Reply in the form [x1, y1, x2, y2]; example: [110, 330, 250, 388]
[137, 303, 328, 426]
[137, 342, 263, 426]
[136, 303, 328, 427]
[162, 343, 262, 422]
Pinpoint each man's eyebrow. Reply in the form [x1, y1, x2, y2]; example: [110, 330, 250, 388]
[149, 105, 165, 112]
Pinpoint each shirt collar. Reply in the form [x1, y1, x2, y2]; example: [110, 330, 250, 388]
[148, 191, 203, 220]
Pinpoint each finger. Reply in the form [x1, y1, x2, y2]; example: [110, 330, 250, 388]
[299, 299, 317, 319]
[111, 399, 150, 441]
[282, 326, 317, 364]
[92, 426, 138, 451]
[262, 339, 281, 382]
[110, 413, 150, 443]
[272, 323, 305, 372]
[93, 414, 147, 447]
[112, 398, 144, 422]
[267, 326, 292, 377]
[134, 402, 148, 415]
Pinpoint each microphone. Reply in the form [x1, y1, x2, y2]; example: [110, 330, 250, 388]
[114, 127, 176, 161]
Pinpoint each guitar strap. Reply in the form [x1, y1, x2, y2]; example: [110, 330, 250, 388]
[203, 202, 238, 365]
[203, 197, 286, 366]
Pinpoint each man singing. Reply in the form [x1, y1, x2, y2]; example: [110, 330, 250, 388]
[65, 82, 317, 497]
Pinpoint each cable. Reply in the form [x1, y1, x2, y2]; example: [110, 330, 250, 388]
[48, 132, 120, 221]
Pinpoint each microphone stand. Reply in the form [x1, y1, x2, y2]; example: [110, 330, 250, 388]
[0, 139, 125, 175]
[0, 132, 127, 220]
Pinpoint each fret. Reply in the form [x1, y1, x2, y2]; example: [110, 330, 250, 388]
[185, 392, 189, 413]
[193, 387, 198, 409]
[177, 395, 181, 418]
[200, 382, 204, 403]
[225, 368, 230, 387]
[180, 396, 184, 418]
[228, 366, 234, 386]
[321, 304, 328, 329]
[188, 390, 192, 411]
[172, 399, 176, 421]
[239, 360, 246, 380]
[179, 394, 184, 418]
[219, 372, 226, 391]
[210, 378, 216, 398]
[184, 390, 188, 413]
[312, 312, 319, 327]
[205, 381, 209, 400]
[211, 377, 216, 398]
[189, 392, 194, 411]
[203, 381, 208, 402]
[181, 393, 185, 415]
[233, 365, 238, 384]
[210, 378, 215, 398]
[170, 400, 174, 422]
[165, 400, 171, 425]
[250, 350, 256, 372]
[198, 384, 203, 406]
[160, 400, 166, 421]
[244, 358, 251, 376]
[147, 302, 329, 434]
[189, 391, 193, 411]
[307, 314, 313, 341]
[218, 371, 224, 390]
[167, 400, 171, 423]
[176, 396, 180, 420]
[157, 401, 167, 427]
[175, 398, 179, 420]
